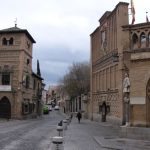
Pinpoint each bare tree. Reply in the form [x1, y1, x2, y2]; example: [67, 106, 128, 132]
[59, 62, 90, 98]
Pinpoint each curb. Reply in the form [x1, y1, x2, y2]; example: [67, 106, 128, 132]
[93, 136, 123, 150]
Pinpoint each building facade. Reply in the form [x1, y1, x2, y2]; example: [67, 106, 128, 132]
[0, 25, 43, 119]
[90, 2, 150, 127]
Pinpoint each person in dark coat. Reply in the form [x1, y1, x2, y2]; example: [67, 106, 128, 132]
[76, 111, 82, 123]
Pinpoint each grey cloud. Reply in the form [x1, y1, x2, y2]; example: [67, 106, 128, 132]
[32, 45, 90, 86]
[33, 45, 89, 63]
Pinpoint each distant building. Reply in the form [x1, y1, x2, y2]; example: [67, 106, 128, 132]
[90, 2, 150, 127]
[0, 25, 44, 119]
[42, 85, 47, 105]
[46, 85, 58, 105]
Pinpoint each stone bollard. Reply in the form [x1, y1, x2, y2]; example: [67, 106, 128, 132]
[63, 119, 68, 130]
[51, 136, 64, 150]
[57, 125, 63, 137]
[66, 118, 70, 125]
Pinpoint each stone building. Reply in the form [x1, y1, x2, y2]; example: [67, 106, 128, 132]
[90, 2, 150, 127]
[0, 25, 43, 119]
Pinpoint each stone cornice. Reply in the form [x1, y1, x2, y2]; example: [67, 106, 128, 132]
[93, 50, 119, 67]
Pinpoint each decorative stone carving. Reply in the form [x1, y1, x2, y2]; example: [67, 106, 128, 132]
[123, 72, 131, 126]
[123, 73, 130, 93]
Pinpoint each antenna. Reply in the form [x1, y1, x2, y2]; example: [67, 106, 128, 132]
[14, 18, 17, 27]
[146, 12, 149, 22]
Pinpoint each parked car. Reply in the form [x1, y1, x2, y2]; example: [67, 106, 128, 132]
[43, 105, 49, 114]
[54, 105, 60, 110]
[47, 104, 52, 111]
[48, 105, 52, 111]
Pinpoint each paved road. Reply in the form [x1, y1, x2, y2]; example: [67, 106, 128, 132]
[0, 111, 150, 150]
[0, 111, 64, 150]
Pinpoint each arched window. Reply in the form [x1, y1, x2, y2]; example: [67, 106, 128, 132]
[140, 32, 146, 48]
[2, 38, 7, 45]
[132, 33, 138, 49]
[9, 37, 13, 45]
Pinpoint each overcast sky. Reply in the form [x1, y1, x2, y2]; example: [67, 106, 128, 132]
[0, 0, 149, 88]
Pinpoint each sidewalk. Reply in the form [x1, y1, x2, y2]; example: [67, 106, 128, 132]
[63, 117, 150, 150]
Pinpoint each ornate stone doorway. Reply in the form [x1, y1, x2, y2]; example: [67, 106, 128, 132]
[0, 97, 11, 119]
[146, 79, 150, 127]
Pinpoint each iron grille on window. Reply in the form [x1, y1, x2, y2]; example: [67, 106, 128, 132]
[2, 73, 10, 85]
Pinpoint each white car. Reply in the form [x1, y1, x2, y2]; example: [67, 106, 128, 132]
[46, 104, 52, 111]
[49, 107, 52, 111]
[54, 105, 59, 110]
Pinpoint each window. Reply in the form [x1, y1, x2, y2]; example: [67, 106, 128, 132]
[22, 101, 29, 114]
[29, 102, 32, 113]
[2, 72, 10, 85]
[2, 37, 14, 46]
[25, 75, 30, 88]
[2, 38, 7, 45]
[132, 33, 138, 49]
[24, 104, 29, 113]
[140, 32, 146, 48]
[27, 59, 30, 65]
[33, 79, 36, 90]
[9, 38, 13, 45]
[27, 41, 30, 49]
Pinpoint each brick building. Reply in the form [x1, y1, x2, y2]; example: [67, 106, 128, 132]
[0, 25, 43, 119]
[90, 2, 150, 127]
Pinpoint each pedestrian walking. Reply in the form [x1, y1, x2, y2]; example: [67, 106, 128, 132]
[76, 111, 82, 123]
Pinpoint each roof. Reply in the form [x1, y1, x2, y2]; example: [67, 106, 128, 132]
[0, 26, 36, 43]
[99, 11, 111, 24]
[90, 27, 99, 36]
[32, 72, 43, 80]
